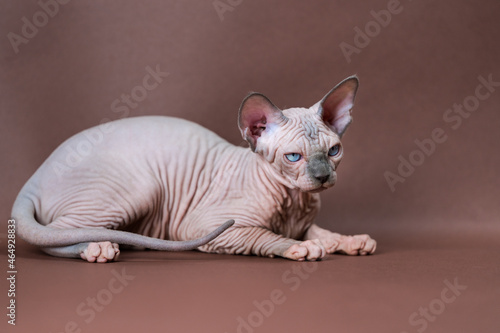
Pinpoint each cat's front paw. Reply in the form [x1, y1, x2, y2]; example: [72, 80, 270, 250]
[282, 240, 326, 261]
[335, 234, 376, 256]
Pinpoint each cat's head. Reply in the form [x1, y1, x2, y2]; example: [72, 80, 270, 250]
[238, 76, 358, 193]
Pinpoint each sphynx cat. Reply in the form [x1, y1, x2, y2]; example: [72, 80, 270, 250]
[12, 76, 376, 263]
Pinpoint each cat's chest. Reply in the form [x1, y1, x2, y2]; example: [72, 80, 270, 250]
[269, 192, 320, 239]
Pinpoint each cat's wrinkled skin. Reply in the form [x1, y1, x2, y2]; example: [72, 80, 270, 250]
[12, 76, 376, 262]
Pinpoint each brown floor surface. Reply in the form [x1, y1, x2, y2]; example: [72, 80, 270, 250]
[2, 229, 499, 333]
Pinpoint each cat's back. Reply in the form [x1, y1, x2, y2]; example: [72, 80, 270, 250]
[27, 115, 233, 226]
[45, 115, 228, 169]
[101, 116, 225, 147]
[35, 116, 228, 183]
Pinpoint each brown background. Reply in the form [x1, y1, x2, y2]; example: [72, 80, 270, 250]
[1, 1, 499, 332]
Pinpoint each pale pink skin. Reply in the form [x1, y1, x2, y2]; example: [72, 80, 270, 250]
[13, 76, 376, 262]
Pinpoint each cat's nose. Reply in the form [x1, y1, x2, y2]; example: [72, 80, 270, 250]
[308, 154, 331, 184]
[314, 174, 330, 184]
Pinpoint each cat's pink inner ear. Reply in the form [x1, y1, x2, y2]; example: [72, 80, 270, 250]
[320, 77, 358, 137]
[241, 106, 268, 137]
[238, 93, 282, 150]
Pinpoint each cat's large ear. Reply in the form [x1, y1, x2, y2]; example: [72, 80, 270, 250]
[238, 93, 286, 151]
[317, 76, 359, 138]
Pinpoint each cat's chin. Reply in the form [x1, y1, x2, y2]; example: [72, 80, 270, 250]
[305, 186, 328, 194]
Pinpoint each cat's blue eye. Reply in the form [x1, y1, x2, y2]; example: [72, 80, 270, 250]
[328, 145, 341, 157]
[285, 153, 302, 162]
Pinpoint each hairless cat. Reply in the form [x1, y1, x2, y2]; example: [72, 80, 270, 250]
[12, 76, 376, 262]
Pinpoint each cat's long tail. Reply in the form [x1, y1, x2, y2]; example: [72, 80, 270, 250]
[11, 193, 234, 251]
